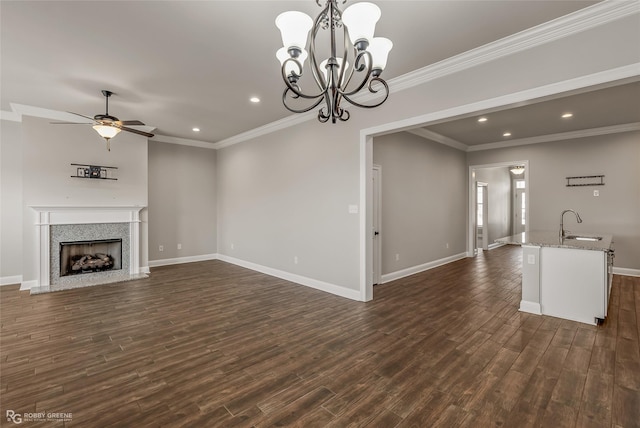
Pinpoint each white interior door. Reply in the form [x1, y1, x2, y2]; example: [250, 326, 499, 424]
[372, 165, 382, 285]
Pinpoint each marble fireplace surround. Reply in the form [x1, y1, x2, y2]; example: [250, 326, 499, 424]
[30, 206, 146, 294]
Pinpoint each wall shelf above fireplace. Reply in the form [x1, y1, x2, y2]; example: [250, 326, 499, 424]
[71, 163, 118, 180]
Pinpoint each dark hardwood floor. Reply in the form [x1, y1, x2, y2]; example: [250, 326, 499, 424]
[1, 246, 639, 427]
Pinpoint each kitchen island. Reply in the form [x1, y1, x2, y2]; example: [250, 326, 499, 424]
[496, 231, 614, 325]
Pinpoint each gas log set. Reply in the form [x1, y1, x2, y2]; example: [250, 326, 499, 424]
[69, 253, 115, 274]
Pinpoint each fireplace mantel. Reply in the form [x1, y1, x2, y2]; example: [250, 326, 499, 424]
[30, 205, 145, 292]
[31, 205, 145, 225]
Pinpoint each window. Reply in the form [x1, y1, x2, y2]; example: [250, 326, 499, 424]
[477, 185, 484, 227]
[516, 180, 526, 226]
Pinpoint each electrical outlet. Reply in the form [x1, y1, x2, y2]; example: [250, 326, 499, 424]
[231, 243, 235, 250]
[177, 243, 182, 250]
[593, 189, 600, 197]
[527, 254, 535, 265]
[159, 245, 164, 252]
[395, 254, 400, 261]
[294, 256, 298, 264]
[446, 243, 449, 249]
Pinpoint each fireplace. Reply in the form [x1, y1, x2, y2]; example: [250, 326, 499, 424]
[29, 205, 146, 293]
[60, 238, 123, 277]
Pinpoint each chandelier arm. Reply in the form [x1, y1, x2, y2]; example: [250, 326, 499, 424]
[335, 5, 349, 91]
[281, 59, 327, 100]
[309, 2, 331, 91]
[282, 88, 326, 114]
[338, 51, 374, 97]
[341, 77, 390, 109]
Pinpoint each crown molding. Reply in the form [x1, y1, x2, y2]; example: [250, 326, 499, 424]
[467, 122, 640, 152]
[389, 0, 640, 93]
[407, 128, 468, 152]
[408, 122, 640, 153]
[361, 64, 640, 140]
[0, 110, 21, 122]
[3, 103, 157, 134]
[150, 134, 216, 149]
[9, 103, 78, 122]
[212, 111, 315, 149]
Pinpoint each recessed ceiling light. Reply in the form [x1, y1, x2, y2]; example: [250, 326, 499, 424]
[477, 117, 488, 123]
[192, 127, 200, 132]
[562, 113, 573, 118]
[250, 97, 260, 103]
[503, 132, 512, 137]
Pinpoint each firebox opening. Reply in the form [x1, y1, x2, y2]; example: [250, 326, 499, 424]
[60, 239, 122, 277]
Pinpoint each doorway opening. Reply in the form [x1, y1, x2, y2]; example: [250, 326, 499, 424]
[468, 162, 529, 257]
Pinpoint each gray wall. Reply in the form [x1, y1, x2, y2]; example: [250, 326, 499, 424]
[0, 120, 23, 281]
[216, 123, 361, 289]
[214, 14, 638, 291]
[20, 116, 149, 281]
[148, 142, 217, 262]
[474, 167, 512, 243]
[467, 131, 640, 269]
[373, 132, 467, 275]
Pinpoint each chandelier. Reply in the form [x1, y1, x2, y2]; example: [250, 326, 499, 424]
[275, 1, 393, 123]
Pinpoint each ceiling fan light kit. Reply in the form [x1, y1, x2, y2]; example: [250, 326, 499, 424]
[275, 0, 393, 123]
[52, 89, 154, 151]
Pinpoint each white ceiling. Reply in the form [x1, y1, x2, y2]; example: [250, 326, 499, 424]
[5, 0, 632, 147]
[420, 81, 640, 150]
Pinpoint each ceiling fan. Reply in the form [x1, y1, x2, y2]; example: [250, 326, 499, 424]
[53, 90, 154, 151]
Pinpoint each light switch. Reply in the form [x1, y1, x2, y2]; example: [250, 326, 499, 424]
[593, 189, 599, 197]
[348, 204, 359, 214]
[527, 254, 535, 265]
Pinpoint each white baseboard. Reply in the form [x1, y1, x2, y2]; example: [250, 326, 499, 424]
[0, 275, 22, 286]
[148, 253, 219, 268]
[381, 252, 468, 284]
[217, 254, 361, 301]
[520, 300, 542, 315]
[20, 280, 38, 291]
[613, 267, 640, 277]
[488, 242, 506, 250]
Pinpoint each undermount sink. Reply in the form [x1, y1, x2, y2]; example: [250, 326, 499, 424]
[564, 235, 603, 241]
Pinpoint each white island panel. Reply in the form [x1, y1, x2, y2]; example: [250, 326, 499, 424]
[540, 247, 607, 325]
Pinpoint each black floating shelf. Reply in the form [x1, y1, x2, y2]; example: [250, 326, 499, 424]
[71, 163, 118, 180]
[566, 175, 604, 187]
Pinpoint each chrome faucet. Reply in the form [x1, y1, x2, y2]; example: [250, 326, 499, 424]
[560, 209, 582, 239]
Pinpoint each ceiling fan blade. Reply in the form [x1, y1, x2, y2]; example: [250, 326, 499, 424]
[117, 125, 155, 138]
[50, 121, 92, 125]
[119, 120, 145, 126]
[67, 111, 96, 121]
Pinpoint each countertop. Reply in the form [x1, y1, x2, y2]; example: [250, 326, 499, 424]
[496, 231, 613, 252]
